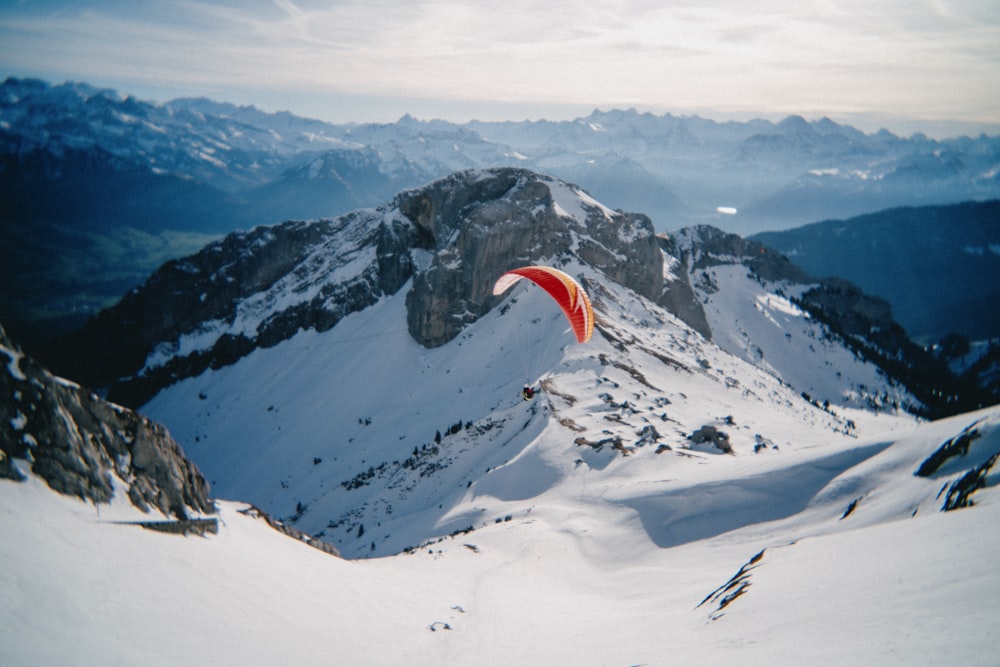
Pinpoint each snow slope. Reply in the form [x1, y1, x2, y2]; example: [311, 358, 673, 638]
[4, 405, 999, 665]
[695, 263, 911, 412]
[138, 256, 918, 560]
[125, 172, 923, 565]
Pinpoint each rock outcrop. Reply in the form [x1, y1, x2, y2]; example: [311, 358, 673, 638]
[1, 324, 214, 518]
[666, 225, 813, 284]
[399, 169, 692, 347]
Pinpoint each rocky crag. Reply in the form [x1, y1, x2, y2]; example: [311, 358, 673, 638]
[668, 224, 991, 416]
[1, 324, 214, 519]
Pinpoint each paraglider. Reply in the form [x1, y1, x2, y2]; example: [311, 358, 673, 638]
[493, 266, 594, 400]
[492, 265, 594, 344]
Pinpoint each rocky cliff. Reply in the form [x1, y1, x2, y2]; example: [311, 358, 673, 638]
[43, 168, 709, 407]
[1, 324, 214, 518]
[400, 169, 693, 346]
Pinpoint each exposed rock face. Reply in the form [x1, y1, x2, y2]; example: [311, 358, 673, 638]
[1, 325, 213, 518]
[655, 235, 712, 339]
[399, 169, 676, 347]
[654, 225, 816, 340]
[666, 224, 813, 285]
[399, 170, 568, 347]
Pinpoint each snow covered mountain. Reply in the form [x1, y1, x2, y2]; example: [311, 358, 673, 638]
[44, 168, 975, 413]
[7, 77, 996, 229]
[3, 167, 1000, 664]
[5, 77, 1000, 354]
[42, 166, 974, 556]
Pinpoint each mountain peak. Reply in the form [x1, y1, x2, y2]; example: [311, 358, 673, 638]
[777, 114, 811, 129]
[397, 168, 666, 346]
[47, 168, 712, 406]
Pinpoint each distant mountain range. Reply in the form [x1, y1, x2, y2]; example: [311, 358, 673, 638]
[3, 76, 999, 350]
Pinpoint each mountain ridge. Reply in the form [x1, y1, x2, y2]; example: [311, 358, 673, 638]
[751, 200, 1000, 341]
[42, 167, 987, 419]
[5, 76, 1000, 352]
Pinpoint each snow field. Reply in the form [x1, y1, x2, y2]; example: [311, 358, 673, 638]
[4, 406, 999, 666]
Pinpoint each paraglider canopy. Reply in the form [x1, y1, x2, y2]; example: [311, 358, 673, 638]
[492, 266, 594, 343]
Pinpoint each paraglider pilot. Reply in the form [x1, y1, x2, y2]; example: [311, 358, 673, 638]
[492, 266, 594, 404]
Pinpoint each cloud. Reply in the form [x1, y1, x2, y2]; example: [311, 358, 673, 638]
[1, 0, 998, 127]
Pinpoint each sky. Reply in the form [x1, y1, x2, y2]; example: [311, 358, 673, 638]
[2, 0, 999, 137]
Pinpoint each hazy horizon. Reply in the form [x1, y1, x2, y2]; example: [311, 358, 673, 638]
[2, 1, 999, 139]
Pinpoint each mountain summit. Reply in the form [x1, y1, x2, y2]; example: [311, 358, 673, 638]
[46, 168, 707, 406]
[5, 166, 1000, 664]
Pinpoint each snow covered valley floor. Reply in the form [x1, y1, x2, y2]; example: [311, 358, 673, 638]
[4, 401, 1000, 665]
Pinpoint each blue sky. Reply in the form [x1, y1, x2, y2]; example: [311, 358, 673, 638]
[2, 0, 999, 136]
